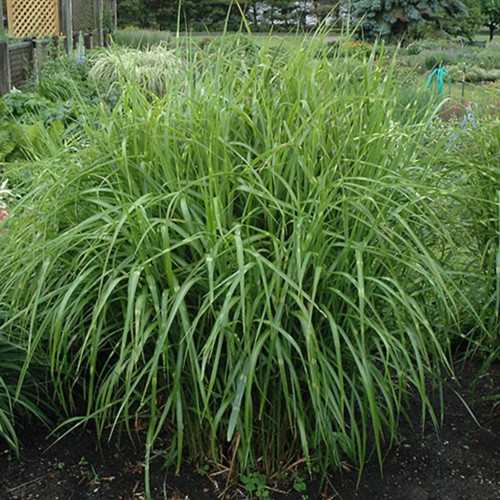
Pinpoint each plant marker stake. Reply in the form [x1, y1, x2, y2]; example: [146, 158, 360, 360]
[425, 66, 451, 95]
[462, 63, 466, 103]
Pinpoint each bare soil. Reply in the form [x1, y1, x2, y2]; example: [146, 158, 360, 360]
[0, 362, 498, 500]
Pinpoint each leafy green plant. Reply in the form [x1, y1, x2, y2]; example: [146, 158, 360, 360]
[3, 85, 77, 126]
[292, 473, 307, 492]
[196, 464, 209, 476]
[240, 472, 269, 498]
[32, 55, 92, 103]
[0, 100, 23, 162]
[1, 54, 98, 129]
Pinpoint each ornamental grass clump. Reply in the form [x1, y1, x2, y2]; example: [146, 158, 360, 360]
[0, 35, 496, 490]
[89, 44, 182, 96]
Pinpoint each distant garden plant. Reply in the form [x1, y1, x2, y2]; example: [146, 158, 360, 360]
[89, 44, 182, 96]
[112, 27, 172, 48]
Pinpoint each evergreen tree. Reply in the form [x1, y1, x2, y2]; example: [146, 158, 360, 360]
[348, 0, 468, 40]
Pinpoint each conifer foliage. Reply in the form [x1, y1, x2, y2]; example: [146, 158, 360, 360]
[348, 0, 468, 39]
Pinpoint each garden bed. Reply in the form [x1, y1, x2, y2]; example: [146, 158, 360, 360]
[1, 362, 498, 499]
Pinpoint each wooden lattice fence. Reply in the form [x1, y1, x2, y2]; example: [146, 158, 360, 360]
[0, 0, 115, 95]
[8, 41, 34, 87]
[1, 38, 56, 95]
[4, 0, 115, 42]
[6, 0, 60, 37]
[72, 0, 94, 32]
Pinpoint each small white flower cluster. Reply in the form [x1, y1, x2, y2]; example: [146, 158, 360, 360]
[0, 179, 16, 211]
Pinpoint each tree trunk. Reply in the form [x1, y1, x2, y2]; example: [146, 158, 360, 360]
[489, 23, 495, 42]
[252, 2, 258, 29]
[313, 1, 320, 29]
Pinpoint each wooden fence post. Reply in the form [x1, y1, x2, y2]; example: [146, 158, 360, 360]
[30, 37, 38, 84]
[51, 34, 59, 58]
[93, 0, 103, 47]
[0, 40, 11, 96]
[110, 0, 117, 31]
[61, 0, 73, 53]
[37, 39, 49, 70]
[84, 31, 93, 50]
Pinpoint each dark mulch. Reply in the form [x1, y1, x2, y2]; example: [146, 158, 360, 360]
[0, 361, 498, 500]
[329, 361, 499, 500]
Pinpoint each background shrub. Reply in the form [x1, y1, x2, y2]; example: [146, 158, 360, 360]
[400, 41, 500, 82]
[112, 28, 172, 48]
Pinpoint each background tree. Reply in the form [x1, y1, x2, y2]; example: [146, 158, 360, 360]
[241, 1, 265, 29]
[310, 0, 339, 28]
[117, 0, 242, 31]
[115, 1, 340, 32]
[481, 0, 500, 40]
[117, 0, 147, 27]
[347, 0, 468, 40]
[262, 0, 298, 29]
[440, 0, 483, 40]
